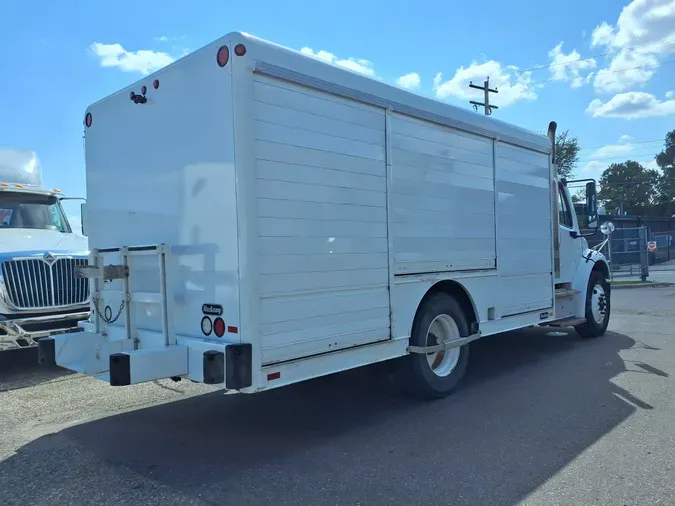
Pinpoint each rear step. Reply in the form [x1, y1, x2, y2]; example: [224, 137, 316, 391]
[555, 288, 580, 298]
[541, 317, 587, 327]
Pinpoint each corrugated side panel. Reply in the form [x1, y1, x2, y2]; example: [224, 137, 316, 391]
[496, 143, 553, 317]
[252, 74, 390, 365]
[389, 113, 496, 274]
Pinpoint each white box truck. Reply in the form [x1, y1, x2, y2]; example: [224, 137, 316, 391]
[39, 32, 613, 398]
[0, 148, 90, 351]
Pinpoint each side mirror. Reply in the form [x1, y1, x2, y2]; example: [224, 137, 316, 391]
[80, 202, 88, 236]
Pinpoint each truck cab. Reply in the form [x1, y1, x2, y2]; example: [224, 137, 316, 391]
[0, 148, 90, 351]
[547, 123, 612, 338]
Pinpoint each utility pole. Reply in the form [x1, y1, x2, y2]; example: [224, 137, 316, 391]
[469, 77, 498, 115]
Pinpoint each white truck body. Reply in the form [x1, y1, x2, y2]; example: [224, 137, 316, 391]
[42, 32, 611, 396]
[0, 149, 90, 351]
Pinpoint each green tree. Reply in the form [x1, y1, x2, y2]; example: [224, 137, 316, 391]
[555, 130, 580, 179]
[598, 160, 660, 215]
[655, 129, 675, 214]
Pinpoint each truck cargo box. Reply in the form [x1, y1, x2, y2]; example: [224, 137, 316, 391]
[41, 32, 611, 398]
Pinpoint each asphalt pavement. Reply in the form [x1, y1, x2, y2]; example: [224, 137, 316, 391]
[1, 286, 675, 505]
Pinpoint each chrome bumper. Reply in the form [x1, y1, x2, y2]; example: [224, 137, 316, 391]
[0, 311, 90, 351]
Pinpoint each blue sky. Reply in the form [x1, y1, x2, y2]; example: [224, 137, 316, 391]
[1, 0, 674, 224]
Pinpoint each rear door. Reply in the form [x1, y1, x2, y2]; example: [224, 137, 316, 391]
[84, 39, 241, 346]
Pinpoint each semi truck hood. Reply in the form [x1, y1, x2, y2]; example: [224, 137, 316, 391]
[0, 229, 88, 254]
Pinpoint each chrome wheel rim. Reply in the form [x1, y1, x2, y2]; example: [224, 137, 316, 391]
[591, 283, 608, 325]
[425, 314, 461, 377]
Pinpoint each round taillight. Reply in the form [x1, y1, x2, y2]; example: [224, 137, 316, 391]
[213, 317, 226, 337]
[153, 79, 160, 89]
[201, 316, 213, 336]
[216, 45, 229, 67]
[141, 85, 147, 95]
[234, 44, 246, 56]
[84, 112, 92, 128]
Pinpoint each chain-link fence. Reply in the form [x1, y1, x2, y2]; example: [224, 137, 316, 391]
[598, 227, 649, 281]
[648, 231, 675, 273]
[587, 224, 675, 281]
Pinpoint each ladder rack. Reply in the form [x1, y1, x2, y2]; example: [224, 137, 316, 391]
[77, 244, 174, 346]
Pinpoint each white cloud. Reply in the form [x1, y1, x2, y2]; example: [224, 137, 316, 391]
[579, 131, 666, 177]
[432, 60, 536, 108]
[155, 35, 169, 42]
[547, 42, 596, 88]
[396, 72, 421, 90]
[589, 141, 635, 159]
[582, 160, 608, 175]
[591, 22, 616, 48]
[300, 47, 375, 77]
[586, 91, 675, 119]
[581, 135, 636, 174]
[590, 0, 675, 93]
[592, 48, 658, 93]
[667, 90, 675, 99]
[90, 42, 174, 75]
[580, 134, 658, 178]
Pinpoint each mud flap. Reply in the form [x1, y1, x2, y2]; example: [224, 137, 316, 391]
[225, 343, 252, 390]
[38, 337, 56, 366]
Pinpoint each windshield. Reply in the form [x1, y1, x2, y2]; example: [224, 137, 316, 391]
[0, 192, 71, 233]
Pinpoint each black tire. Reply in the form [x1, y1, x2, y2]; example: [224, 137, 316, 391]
[392, 293, 471, 400]
[574, 270, 611, 338]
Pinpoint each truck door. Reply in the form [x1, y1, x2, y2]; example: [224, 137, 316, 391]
[556, 181, 581, 283]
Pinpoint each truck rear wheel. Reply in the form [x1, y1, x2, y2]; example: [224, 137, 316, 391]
[394, 293, 471, 399]
[575, 270, 610, 338]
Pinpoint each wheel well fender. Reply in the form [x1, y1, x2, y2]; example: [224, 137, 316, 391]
[593, 259, 610, 281]
[413, 280, 479, 336]
[573, 256, 611, 317]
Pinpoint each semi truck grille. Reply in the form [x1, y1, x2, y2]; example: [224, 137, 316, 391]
[1, 258, 89, 309]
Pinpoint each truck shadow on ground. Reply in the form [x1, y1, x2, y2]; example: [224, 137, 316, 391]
[1, 328, 656, 505]
[0, 347, 73, 392]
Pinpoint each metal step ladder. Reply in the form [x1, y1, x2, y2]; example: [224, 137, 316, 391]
[77, 244, 174, 347]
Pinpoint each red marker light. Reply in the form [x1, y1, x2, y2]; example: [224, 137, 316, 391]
[216, 45, 229, 67]
[84, 112, 92, 128]
[153, 79, 160, 89]
[213, 317, 225, 337]
[267, 372, 281, 381]
[234, 44, 246, 56]
[141, 85, 147, 95]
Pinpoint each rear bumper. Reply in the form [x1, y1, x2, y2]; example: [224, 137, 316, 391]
[0, 310, 90, 351]
[38, 331, 252, 390]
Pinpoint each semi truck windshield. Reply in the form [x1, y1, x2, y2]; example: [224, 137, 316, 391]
[0, 192, 71, 233]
